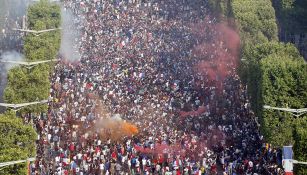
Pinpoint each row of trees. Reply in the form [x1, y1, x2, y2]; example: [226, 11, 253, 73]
[4, 0, 60, 113]
[230, 0, 307, 174]
[0, 1, 61, 174]
[0, 111, 37, 175]
[208, 0, 307, 173]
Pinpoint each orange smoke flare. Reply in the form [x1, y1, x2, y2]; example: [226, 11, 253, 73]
[122, 122, 139, 135]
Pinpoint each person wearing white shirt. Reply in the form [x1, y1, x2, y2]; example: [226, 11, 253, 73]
[55, 156, 60, 163]
[84, 163, 89, 172]
[48, 133, 52, 142]
[136, 159, 140, 168]
[100, 163, 104, 171]
[56, 166, 62, 175]
[77, 153, 82, 160]
[142, 158, 147, 168]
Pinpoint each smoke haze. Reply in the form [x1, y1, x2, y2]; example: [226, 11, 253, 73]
[1, 51, 25, 69]
[87, 94, 139, 142]
[59, 7, 81, 62]
[192, 20, 240, 91]
[95, 116, 139, 141]
[0, 51, 25, 102]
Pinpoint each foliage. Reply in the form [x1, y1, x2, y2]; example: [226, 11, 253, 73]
[293, 120, 307, 174]
[232, 0, 278, 44]
[4, 65, 50, 113]
[207, 0, 232, 18]
[231, 0, 279, 85]
[24, 31, 61, 61]
[0, 112, 37, 175]
[245, 42, 302, 117]
[27, 0, 61, 30]
[259, 53, 307, 146]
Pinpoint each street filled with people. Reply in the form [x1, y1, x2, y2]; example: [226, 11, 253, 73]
[29, 0, 283, 174]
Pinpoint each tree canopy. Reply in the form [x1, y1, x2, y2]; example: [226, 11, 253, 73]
[293, 120, 307, 174]
[259, 53, 307, 146]
[232, 0, 278, 44]
[27, 0, 61, 30]
[0, 112, 37, 175]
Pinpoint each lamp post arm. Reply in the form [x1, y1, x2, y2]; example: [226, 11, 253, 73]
[293, 160, 307, 165]
[0, 158, 35, 168]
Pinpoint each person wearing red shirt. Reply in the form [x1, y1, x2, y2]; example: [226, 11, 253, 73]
[211, 163, 217, 175]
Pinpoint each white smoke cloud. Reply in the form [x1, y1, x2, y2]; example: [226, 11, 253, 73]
[0, 51, 25, 102]
[59, 7, 81, 62]
[1, 51, 25, 70]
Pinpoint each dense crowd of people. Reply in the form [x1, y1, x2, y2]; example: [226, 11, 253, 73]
[28, 0, 284, 174]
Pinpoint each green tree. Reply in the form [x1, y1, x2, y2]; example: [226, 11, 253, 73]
[4, 65, 50, 113]
[232, 0, 278, 44]
[259, 53, 307, 146]
[0, 111, 37, 175]
[27, 0, 61, 30]
[207, 0, 232, 18]
[293, 120, 307, 174]
[1, 1, 60, 174]
[24, 31, 61, 61]
[243, 42, 300, 118]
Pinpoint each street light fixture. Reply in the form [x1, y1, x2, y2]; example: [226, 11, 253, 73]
[0, 59, 59, 69]
[263, 105, 307, 117]
[293, 160, 307, 165]
[0, 99, 49, 111]
[12, 28, 62, 36]
[0, 157, 35, 168]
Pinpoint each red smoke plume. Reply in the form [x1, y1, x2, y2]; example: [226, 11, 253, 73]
[178, 19, 240, 116]
[192, 20, 240, 91]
